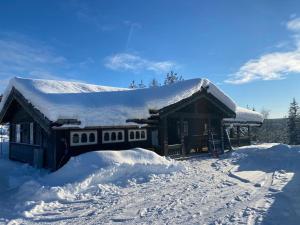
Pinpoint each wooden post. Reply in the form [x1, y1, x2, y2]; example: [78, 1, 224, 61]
[162, 117, 168, 156]
[180, 117, 186, 155]
[208, 118, 212, 152]
[248, 125, 251, 145]
[220, 123, 224, 154]
[237, 126, 240, 147]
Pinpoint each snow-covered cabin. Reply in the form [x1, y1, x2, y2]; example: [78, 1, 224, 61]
[0, 77, 263, 170]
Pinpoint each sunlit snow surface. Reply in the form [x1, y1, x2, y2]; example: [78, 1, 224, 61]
[1, 143, 300, 224]
[0, 77, 242, 127]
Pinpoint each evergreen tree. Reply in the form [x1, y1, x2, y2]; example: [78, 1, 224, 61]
[129, 80, 137, 89]
[138, 80, 146, 88]
[288, 98, 300, 145]
[164, 71, 183, 85]
[149, 78, 160, 87]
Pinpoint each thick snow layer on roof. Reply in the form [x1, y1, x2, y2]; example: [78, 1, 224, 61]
[224, 106, 264, 124]
[0, 77, 237, 127]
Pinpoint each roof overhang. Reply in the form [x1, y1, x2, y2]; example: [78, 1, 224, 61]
[0, 88, 52, 133]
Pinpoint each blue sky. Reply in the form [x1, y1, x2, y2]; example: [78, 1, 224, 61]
[1, 0, 300, 118]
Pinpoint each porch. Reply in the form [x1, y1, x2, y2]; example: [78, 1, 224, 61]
[160, 115, 226, 157]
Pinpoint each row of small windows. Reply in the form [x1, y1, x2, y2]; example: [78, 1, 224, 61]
[70, 131, 97, 146]
[70, 129, 147, 145]
[128, 129, 147, 141]
[102, 130, 125, 143]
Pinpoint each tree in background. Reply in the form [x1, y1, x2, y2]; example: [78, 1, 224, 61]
[149, 78, 160, 87]
[129, 80, 137, 89]
[288, 98, 300, 145]
[261, 108, 271, 119]
[138, 80, 146, 88]
[164, 71, 183, 85]
[251, 107, 288, 144]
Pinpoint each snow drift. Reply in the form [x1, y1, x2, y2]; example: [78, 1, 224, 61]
[2, 144, 300, 224]
[44, 148, 182, 187]
[9, 149, 182, 207]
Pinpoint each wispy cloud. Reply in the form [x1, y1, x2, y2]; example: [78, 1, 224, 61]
[105, 53, 178, 73]
[0, 33, 79, 91]
[226, 17, 300, 84]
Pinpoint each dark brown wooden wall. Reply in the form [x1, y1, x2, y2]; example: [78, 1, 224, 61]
[54, 127, 155, 169]
[7, 100, 55, 169]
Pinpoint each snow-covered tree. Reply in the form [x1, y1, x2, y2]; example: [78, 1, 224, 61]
[288, 98, 300, 145]
[149, 78, 160, 87]
[129, 80, 137, 89]
[138, 80, 146, 88]
[261, 108, 271, 119]
[164, 71, 183, 85]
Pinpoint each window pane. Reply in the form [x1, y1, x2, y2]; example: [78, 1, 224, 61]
[89, 133, 95, 142]
[16, 124, 21, 143]
[130, 131, 134, 140]
[111, 132, 116, 141]
[118, 131, 123, 140]
[141, 130, 146, 139]
[136, 131, 140, 139]
[81, 133, 87, 143]
[104, 132, 109, 141]
[73, 134, 79, 143]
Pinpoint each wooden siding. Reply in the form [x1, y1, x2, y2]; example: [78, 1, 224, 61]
[5, 98, 55, 170]
[54, 127, 155, 169]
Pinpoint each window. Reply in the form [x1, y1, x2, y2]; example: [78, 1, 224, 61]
[70, 131, 97, 146]
[136, 131, 140, 140]
[81, 133, 87, 143]
[72, 134, 80, 144]
[89, 133, 95, 142]
[104, 132, 109, 141]
[118, 131, 123, 140]
[130, 131, 134, 140]
[141, 130, 146, 139]
[128, 129, 147, 142]
[30, 123, 34, 144]
[111, 132, 116, 141]
[16, 124, 21, 143]
[177, 121, 189, 137]
[183, 121, 189, 136]
[102, 130, 125, 143]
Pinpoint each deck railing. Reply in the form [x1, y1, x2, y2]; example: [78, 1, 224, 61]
[10, 142, 41, 165]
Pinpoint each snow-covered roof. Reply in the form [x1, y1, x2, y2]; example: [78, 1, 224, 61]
[0, 77, 237, 127]
[0, 77, 261, 127]
[223, 106, 264, 125]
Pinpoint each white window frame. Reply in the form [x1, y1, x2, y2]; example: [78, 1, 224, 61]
[128, 129, 147, 142]
[70, 130, 98, 146]
[16, 124, 21, 143]
[102, 130, 125, 144]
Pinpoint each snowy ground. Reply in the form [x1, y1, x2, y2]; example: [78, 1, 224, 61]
[1, 143, 300, 225]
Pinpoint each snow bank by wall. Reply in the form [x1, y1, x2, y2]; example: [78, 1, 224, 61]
[0, 148, 183, 219]
[12, 149, 183, 203]
[0, 77, 236, 127]
[44, 148, 181, 186]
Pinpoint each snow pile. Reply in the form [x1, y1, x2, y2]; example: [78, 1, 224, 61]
[5, 149, 182, 215]
[232, 143, 300, 168]
[0, 77, 236, 127]
[44, 148, 181, 187]
[224, 106, 264, 125]
[2, 144, 300, 224]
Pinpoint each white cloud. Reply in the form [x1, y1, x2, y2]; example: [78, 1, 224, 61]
[226, 17, 300, 84]
[105, 53, 177, 73]
[287, 17, 300, 32]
